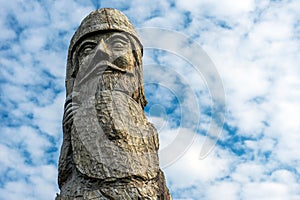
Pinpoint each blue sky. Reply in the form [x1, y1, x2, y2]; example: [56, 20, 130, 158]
[1, 0, 300, 199]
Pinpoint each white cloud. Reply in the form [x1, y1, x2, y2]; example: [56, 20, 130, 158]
[177, 0, 255, 17]
[241, 182, 289, 200]
[0, 164, 58, 200]
[0, 19, 16, 40]
[124, 0, 172, 25]
[164, 133, 234, 188]
[206, 182, 240, 200]
[0, 143, 25, 170]
[32, 92, 65, 137]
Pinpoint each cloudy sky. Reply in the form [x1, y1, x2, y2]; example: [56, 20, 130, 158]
[0, 0, 299, 199]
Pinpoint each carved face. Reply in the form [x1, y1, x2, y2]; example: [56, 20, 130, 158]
[74, 32, 135, 78]
[72, 31, 141, 97]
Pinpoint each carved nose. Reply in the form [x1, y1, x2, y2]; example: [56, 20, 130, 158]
[94, 39, 111, 61]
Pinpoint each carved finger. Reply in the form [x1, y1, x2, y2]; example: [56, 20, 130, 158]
[64, 106, 79, 119]
[63, 105, 80, 125]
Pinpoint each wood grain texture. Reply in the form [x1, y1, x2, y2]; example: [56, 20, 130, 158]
[56, 8, 171, 200]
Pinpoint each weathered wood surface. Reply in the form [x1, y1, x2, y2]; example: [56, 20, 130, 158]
[56, 8, 171, 200]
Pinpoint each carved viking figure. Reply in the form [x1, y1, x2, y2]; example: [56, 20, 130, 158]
[56, 8, 171, 199]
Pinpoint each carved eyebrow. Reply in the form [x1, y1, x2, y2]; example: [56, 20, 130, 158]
[105, 33, 130, 44]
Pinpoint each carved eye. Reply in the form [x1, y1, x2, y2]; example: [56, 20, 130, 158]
[81, 44, 95, 55]
[78, 42, 97, 57]
[111, 39, 128, 50]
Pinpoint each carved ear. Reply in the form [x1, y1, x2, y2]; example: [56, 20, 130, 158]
[71, 52, 78, 78]
[65, 39, 77, 96]
[128, 36, 147, 109]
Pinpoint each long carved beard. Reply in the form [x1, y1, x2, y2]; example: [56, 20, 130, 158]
[97, 70, 139, 99]
[95, 71, 140, 140]
[95, 70, 159, 152]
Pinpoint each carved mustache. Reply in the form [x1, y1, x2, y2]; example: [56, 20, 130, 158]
[76, 59, 133, 86]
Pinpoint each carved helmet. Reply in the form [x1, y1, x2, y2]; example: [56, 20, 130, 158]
[69, 8, 143, 57]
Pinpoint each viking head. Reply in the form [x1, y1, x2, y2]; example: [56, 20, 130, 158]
[65, 8, 147, 108]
